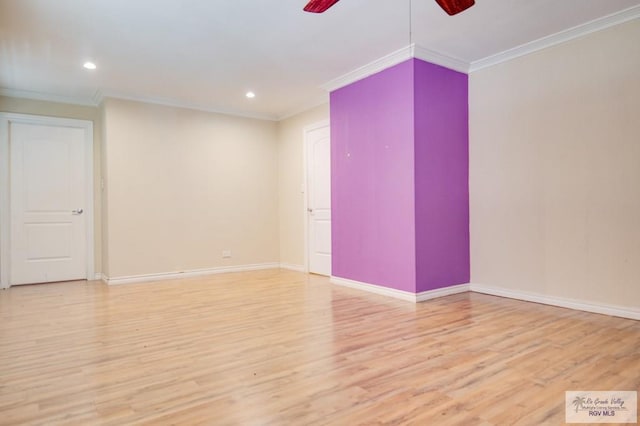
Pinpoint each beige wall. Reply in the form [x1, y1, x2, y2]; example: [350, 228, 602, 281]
[469, 20, 640, 309]
[102, 98, 279, 278]
[0, 96, 103, 275]
[0, 94, 325, 280]
[100, 102, 110, 277]
[6, 19, 637, 309]
[276, 104, 329, 269]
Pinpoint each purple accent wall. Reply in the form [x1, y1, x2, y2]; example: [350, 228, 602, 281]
[414, 60, 470, 292]
[330, 60, 417, 292]
[330, 58, 469, 294]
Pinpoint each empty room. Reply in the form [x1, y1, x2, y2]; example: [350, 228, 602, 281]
[0, 0, 638, 424]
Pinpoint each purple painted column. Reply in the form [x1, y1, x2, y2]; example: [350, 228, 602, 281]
[331, 60, 416, 292]
[330, 58, 469, 295]
[414, 59, 470, 292]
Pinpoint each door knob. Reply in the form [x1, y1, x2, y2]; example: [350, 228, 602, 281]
[72, 209, 84, 215]
[307, 208, 313, 213]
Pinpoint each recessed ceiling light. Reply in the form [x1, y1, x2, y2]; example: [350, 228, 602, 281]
[83, 62, 97, 70]
[246, 91, 255, 99]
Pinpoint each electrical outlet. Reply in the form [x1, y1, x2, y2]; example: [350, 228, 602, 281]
[222, 250, 232, 258]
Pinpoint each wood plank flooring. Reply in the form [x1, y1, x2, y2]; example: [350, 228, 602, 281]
[0, 269, 638, 425]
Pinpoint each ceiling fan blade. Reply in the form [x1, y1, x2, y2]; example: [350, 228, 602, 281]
[434, 0, 475, 15]
[303, 0, 340, 13]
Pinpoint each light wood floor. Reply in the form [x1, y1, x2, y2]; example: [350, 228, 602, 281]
[0, 270, 638, 425]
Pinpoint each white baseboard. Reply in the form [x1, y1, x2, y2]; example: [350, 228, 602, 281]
[103, 262, 280, 285]
[279, 263, 306, 272]
[416, 283, 471, 302]
[471, 283, 640, 321]
[2, 273, 105, 287]
[331, 276, 417, 301]
[329, 276, 638, 320]
[98, 264, 639, 321]
[331, 277, 469, 303]
[331, 276, 469, 302]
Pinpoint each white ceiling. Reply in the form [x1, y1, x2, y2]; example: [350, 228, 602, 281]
[1, 0, 639, 120]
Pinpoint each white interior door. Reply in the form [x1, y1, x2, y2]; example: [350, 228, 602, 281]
[306, 124, 331, 276]
[9, 122, 88, 285]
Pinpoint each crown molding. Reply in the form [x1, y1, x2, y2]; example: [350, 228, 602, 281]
[320, 45, 413, 92]
[320, 44, 470, 92]
[0, 87, 278, 121]
[100, 90, 279, 121]
[412, 45, 469, 74]
[469, 5, 640, 72]
[320, 6, 639, 91]
[4, 7, 637, 118]
[92, 89, 104, 106]
[0, 87, 98, 107]
[277, 94, 329, 121]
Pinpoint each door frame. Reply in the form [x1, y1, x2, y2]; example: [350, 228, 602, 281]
[0, 113, 94, 289]
[303, 120, 330, 274]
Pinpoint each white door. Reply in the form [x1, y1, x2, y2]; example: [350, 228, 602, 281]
[306, 124, 331, 276]
[9, 122, 88, 285]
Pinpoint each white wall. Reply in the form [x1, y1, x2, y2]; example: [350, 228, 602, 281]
[469, 20, 640, 311]
[276, 104, 329, 269]
[102, 98, 279, 279]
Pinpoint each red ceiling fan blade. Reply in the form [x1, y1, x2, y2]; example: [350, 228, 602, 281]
[304, 0, 340, 13]
[434, 0, 475, 15]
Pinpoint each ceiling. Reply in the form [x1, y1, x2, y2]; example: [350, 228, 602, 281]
[1, 0, 639, 120]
